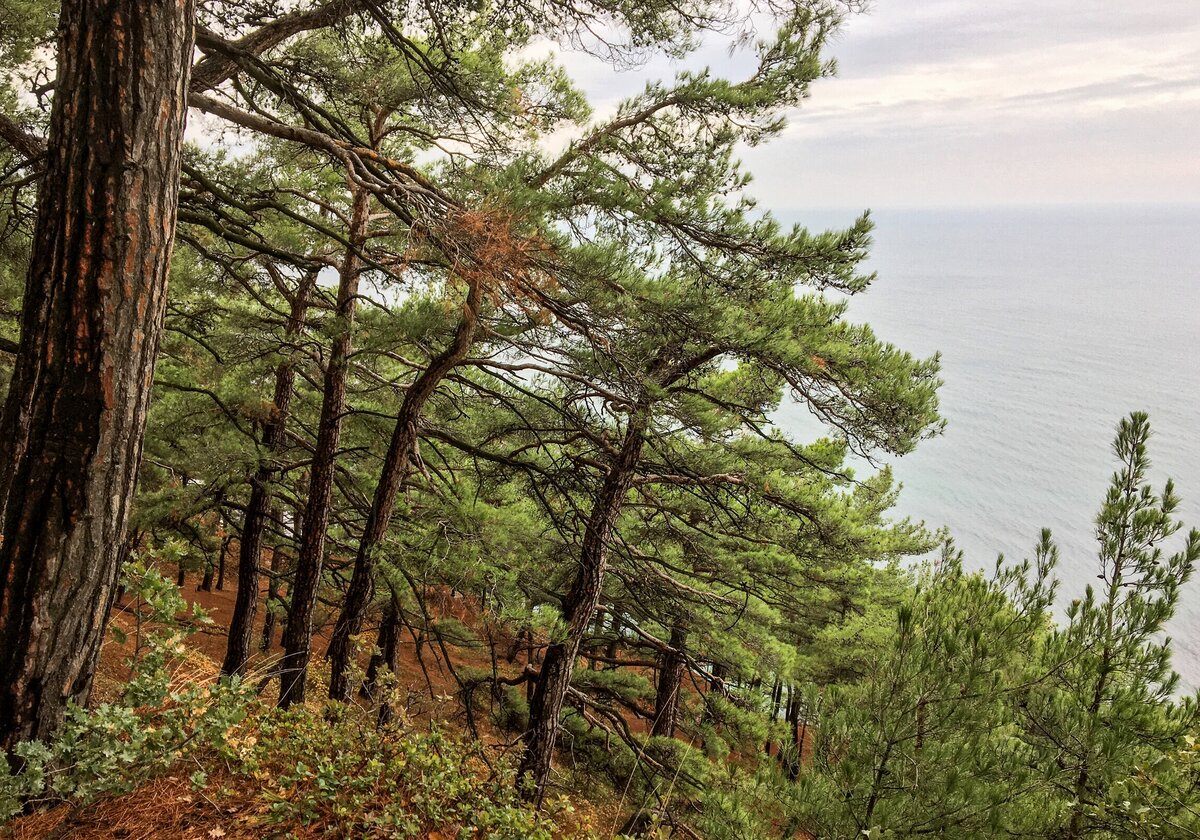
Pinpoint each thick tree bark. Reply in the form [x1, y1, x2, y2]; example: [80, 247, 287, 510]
[517, 405, 650, 807]
[277, 188, 369, 708]
[222, 270, 316, 676]
[0, 0, 194, 751]
[327, 275, 483, 701]
[651, 624, 687, 739]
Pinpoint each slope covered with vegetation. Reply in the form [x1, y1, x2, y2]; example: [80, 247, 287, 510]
[0, 2, 1198, 838]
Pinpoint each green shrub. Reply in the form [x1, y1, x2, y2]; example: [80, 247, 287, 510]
[0, 559, 250, 819]
[233, 704, 560, 839]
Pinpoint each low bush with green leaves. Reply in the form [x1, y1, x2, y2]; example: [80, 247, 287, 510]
[0, 558, 250, 819]
[0, 560, 592, 838]
[228, 704, 574, 839]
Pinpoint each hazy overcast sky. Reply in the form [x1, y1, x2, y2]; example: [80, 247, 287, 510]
[568, 0, 1200, 210]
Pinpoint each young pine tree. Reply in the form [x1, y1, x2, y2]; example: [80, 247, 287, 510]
[800, 541, 1057, 839]
[798, 413, 1200, 839]
[1021, 412, 1200, 839]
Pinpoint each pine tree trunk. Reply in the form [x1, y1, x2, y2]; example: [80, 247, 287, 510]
[275, 499, 302, 650]
[782, 688, 803, 781]
[651, 624, 687, 739]
[363, 596, 401, 708]
[775, 683, 790, 771]
[766, 678, 783, 755]
[0, 0, 194, 751]
[215, 532, 228, 590]
[223, 270, 316, 676]
[327, 276, 483, 701]
[526, 628, 537, 705]
[517, 406, 650, 807]
[278, 189, 369, 708]
[374, 618, 401, 726]
[605, 611, 624, 663]
[260, 546, 282, 652]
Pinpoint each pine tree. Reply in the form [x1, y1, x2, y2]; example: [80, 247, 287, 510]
[1021, 412, 1200, 838]
[279, 184, 370, 708]
[794, 413, 1199, 839]
[0, 0, 195, 750]
[800, 541, 1056, 838]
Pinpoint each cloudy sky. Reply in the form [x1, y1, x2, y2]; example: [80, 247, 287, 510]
[568, 0, 1200, 210]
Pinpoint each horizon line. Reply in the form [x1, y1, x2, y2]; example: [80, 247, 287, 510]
[769, 200, 1200, 215]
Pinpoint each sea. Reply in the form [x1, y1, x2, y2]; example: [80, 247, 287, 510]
[778, 205, 1200, 686]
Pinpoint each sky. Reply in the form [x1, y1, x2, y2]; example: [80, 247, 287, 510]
[561, 0, 1200, 210]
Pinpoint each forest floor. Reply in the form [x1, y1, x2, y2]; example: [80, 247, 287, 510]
[3, 566, 623, 840]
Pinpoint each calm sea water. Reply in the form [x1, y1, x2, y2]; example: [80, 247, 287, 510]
[780, 205, 1200, 685]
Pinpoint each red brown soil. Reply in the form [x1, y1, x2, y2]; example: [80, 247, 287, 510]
[3, 559, 806, 839]
[6, 769, 299, 840]
[180, 563, 492, 711]
[1, 564, 604, 839]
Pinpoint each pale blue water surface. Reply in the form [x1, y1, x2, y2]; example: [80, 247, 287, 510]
[779, 205, 1200, 684]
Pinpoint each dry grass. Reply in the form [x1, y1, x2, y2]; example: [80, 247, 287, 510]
[5, 769, 280, 840]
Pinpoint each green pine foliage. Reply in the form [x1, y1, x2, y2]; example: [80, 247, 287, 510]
[1022, 412, 1200, 838]
[791, 414, 1200, 840]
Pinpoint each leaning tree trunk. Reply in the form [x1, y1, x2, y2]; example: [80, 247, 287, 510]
[222, 270, 317, 677]
[651, 623, 687, 739]
[0, 0, 194, 752]
[517, 406, 650, 807]
[327, 275, 483, 701]
[278, 188, 369, 708]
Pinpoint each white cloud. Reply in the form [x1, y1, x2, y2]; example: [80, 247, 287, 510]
[543, 0, 1200, 207]
[755, 0, 1200, 206]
